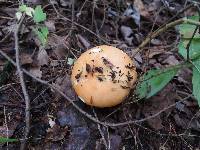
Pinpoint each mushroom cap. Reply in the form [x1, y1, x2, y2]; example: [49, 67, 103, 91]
[71, 45, 137, 107]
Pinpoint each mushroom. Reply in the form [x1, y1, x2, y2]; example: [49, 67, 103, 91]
[71, 45, 137, 107]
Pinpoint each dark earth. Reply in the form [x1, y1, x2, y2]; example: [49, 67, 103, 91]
[0, 0, 200, 149]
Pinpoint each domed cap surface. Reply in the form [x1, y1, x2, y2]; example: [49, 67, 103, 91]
[71, 45, 137, 107]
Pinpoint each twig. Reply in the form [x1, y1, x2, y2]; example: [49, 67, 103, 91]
[132, 18, 200, 57]
[4, 106, 9, 149]
[0, 32, 12, 44]
[93, 108, 108, 149]
[14, 15, 30, 150]
[0, 49, 192, 127]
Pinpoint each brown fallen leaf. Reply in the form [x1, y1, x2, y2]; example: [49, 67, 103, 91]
[163, 55, 179, 66]
[134, 0, 150, 17]
[76, 34, 91, 50]
[52, 75, 76, 101]
[147, 46, 166, 58]
[45, 20, 56, 32]
[47, 34, 70, 59]
[0, 126, 15, 138]
[37, 48, 49, 66]
[29, 66, 42, 79]
[120, 25, 133, 46]
[20, 53, 33, 65]
[46, 124, 68, 142]
[142, 83, 177, 130]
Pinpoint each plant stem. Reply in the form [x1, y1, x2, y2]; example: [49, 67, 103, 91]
[132, 18, 200, 57]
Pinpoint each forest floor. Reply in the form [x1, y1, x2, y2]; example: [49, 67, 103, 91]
[0, 0, 200, 149]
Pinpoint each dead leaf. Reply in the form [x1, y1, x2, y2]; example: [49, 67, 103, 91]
[46, 124, 68, 142]
[134, 0, 150, 17]
[109, 134, 122, 150]
[20, 53, 33, 65]
[25, 0, 43, 4]
[76, 34, 91, 49]
[0, 120, 18, 139]
[60, 0, 75, 7]
[45, 21, 56, 32]
[47, 34, 70, 59]
[174, 109, 200, 131]
[150, 39, 162, 46]
[147, 0, 162, 12]
[52, 75, 76, 100]
[29, 67, 42, 79]
[134, 52, 142, 63]
[148, 47, 165, 58]
[142, 84, 177, 130]
[163, 55, 179, 66]
[123, 3, 140, 26]
[37, 49, 49, 66]
[177, 68, 192, 84]
[0, 126, 14, 137]
[120, 25, 133, 46]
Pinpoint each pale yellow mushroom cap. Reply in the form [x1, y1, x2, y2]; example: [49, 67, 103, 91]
[71, 45, 137, 107]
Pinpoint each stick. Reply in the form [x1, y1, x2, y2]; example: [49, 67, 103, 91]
[132, 18, 200, 57]
[14, 15, 30, 150]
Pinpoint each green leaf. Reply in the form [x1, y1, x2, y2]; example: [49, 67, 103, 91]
[178, 16, 200, 60]
[0, 137, 18, 143]
[67, 58, 75, 65]
[33, 5, 46, 23]
[178, 16, 200, 39]
[178, 38, 200, 60]
[16, 12, 22, 20]
[192, 59, 200, 106]
[19, 4, 27, 12]
[18, 5, 34, 17]
[135, 67, 179, 99]
[33, 27, 49, 46]
[25, 7, 34, 17]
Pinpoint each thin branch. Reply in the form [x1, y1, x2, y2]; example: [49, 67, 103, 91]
[14, 15, 30, 150]
[93, 108, 108, 149]
[132, 18, 200, 57]
[0, 50, 191, 127]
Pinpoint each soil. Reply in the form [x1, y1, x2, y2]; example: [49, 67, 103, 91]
[0, 0, 200, 149]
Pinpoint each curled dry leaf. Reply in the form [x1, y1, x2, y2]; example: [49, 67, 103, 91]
[37, 48, 49, 66]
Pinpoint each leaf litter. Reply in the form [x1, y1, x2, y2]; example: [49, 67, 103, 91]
[0, 0, 200, 149]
